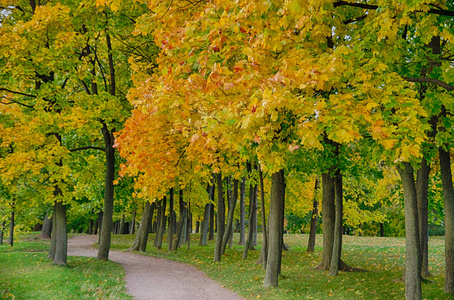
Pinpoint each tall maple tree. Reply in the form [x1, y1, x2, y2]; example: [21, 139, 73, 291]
[0, 0, 148, 262]
[110, 0, 429, 289]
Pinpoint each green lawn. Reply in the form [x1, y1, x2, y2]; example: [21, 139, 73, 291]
[0, 234, 131, 300]
[1, 232, 452, 300]
[110, 233, 452, 300]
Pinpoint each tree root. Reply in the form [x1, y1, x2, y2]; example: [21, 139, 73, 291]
[315, 259, 368, 272]
[339, 260, 368, 272]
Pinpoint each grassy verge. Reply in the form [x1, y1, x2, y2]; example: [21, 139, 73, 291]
[110, 233, 452, 300]
[0, 233, 132, 300]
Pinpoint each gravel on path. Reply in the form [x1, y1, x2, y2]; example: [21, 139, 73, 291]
[67, 235, 244, 300]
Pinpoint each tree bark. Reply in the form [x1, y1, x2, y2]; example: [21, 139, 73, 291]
[307, 179, 319, 253]
[119, 214, 125, 234]
[439, 147, 454, 294]
[221, 179, 239, 254]
[40, 212, 52, 239]
[253, 186, 258, 247]
[319, 171, 335, 270]
[154, 201, 162, 247]
[243, 184, 257, 259]
[156, 197, 167, 250]
[180, 191, 188, 244]
[187, 210, 192, 250]
[97, 30, 117, 260]
[238, 177, 246, 245]
[199, 203, 211, 246]
[257, 168, 268, 268]
[97, 124, 115, 261]
[416, 157, 432, 277]
[0, 221, 4, 245]
[94, 211, 101, 236]
[52, 201, 67, 265]
[130, 201, 154, 252]
[263, 169, 285, 287]
[214, 172, 225, 262]
[49, 203, 57, 259]
[8, 209, 14, 247]
[172, 194, 187, 251]
[209, 203, 215, 241]
[168, 188, 175, 251]
[88, 214, 94, 235]
[130, 209, 136, 234]
[329, 172, 343, 276]
[397, 162, 422, 300]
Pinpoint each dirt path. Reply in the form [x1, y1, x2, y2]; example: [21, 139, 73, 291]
[67, 235, 243, 300]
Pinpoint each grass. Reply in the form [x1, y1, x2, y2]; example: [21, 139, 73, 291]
[0, 233, 132, 300]
[110, 232, 453, 300]
[1, 232, 452, 299]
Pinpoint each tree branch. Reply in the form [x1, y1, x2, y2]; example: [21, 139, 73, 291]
[333, 1, 377, 10]
[61, 78, 70, 90]
[403, 77, 454, 91]
[333, 1, 454, 16]
[0, 88, 37, 98]
[70, 146, 106, 152]
[80, 80, 92, 95]
[1, 97, 35, 108]
[343, 14, 368, 25]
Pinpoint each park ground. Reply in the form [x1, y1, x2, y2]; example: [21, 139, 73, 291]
[1, 232, 453, 300]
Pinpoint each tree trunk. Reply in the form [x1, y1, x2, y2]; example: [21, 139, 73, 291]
[397, 162, 422, 300]
[239, 177, 246, 245]
[416, 157, 432, 277]
[195, 221, 200, 233]
[0, 221, 4, 245]
[172, 210, 177, 234]
[222, 179, 239, 254]
[130, 201, 154, 252]
[168, 188, 175, 251]
[94, 211, 101, 236]
[97, 31, 116, 259]
[263, 169, 285, 287]
[119, 214, 125, 234]
[199, 203, 211, 246]
[49, 203, 57, 259]
[187, 210, 192, 250]
[319, 171, 335, 270]
[130, 209, 136, 234]
[40, 212, 52, 239]
[214, 172, 225, 262]
[172, 195, 187, 251]
[243, 184, 257, 259]
[154, 201, 162, 247]
[209, 203, 215, 241]
[439, 147, 454, 294]
[53, 201, 67, 265]
[88, 214, 94, 235]
[257, 168, 268, 268]
[307, 179, 319, 253]
[8, 210, 14, 247]
[329, 172, 343, 276]
[97, 125, 115, 261]
[156, 197, 167, 250]
[253, 187, 258, 247]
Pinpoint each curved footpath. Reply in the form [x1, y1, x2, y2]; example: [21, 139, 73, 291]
[67, 235, 243, 300]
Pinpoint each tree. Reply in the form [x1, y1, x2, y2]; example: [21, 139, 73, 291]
[129, 201, 155, 252]
[102, 0, 430, 291]
[307, 179, 319, 253]
[263, 169, 285, 287]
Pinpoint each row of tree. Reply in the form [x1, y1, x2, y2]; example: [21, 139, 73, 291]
[1, 0, 454, 299]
